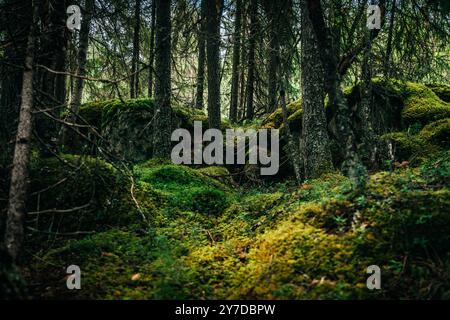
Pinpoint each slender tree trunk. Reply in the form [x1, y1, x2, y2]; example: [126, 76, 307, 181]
[205, 0, 224, 128]
[4, 5, 36, 262]
[229, 0, 242, 122]
[267, 2, 280, 113]
[35, 0, 69, 156]
[0, 0, 32, 164]
[153, 0, 172, 158]
[69, 0, 94, 117]
[245, 0, 257, 120]
[384, 0, 396, 78]
[238, 19, 247, 122]
[300, 0, 333, 179]
[148, 0, 156, 97]
[359, 27, 377, 166]
[195, 0, 207, 109]
[130, 0, 141, 98]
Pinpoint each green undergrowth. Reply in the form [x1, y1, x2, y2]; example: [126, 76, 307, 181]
[10, 80, 450, 299]
[381, 117, 450, 164]
[26, 151, 450, 299]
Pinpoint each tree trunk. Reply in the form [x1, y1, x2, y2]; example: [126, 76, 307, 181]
[205, 0, 224, 128]
[384, 0, 396, 78]
[245, 0, 257, 120]
[266, 1, 280, 113]
[306, 0, 367, 191]
[195, 0, 207, 109]
[229, 0, 242, 122]
[35, 0, 69, 156]
[359, 28, 377, 166]
[69, 0, 94, 118]
[130, 0, 141, 98]
[300, 0, 333, 179]
[0, 0, 32, 164]
[4, 5, 36, 262]
[148, 0, 156, 97]
[152, 0, 172, 158]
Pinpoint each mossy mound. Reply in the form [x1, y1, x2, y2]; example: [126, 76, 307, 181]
[181, 156, 450, 299]
[380, 118, 449, 163]
[427, 83, 450, 103]
[419, 118, 450, 148]
[134, 164, 233, 215]
[29, 229, 156, 299]
[25, 154, 155, 239]
[377, 79, 450, 126]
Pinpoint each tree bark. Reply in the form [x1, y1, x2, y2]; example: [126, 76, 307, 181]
[195, 0, 207, 109]
[130, 0, 141, 98]
[245, 0, 257, 120]
[359, 27, 377, 166]
[300, 0, 333, 179]
[229, 0, 242, 122]
[306, 0, 367, 191]
[4, 5, 36, 262]
[264, 0, 281, 113]
[205, 0, 224, 128]
[148, 0, 156, 97]
[69, 0, 94, 117]
[384, 0, 396, 78]
[0, 0, 32, 164]
[153, 0, 172, 158]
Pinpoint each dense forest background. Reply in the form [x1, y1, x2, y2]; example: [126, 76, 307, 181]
[0, 0, 449, 299]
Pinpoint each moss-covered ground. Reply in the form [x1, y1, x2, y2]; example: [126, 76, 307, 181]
[14, 148, 448, 300]
[1, 80, 449, 300]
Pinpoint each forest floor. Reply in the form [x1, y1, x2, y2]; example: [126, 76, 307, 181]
[21, 152, 449, 299]
[1, 80, 449, 300]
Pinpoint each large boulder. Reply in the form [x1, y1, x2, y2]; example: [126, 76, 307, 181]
[70, 99, 209, 163]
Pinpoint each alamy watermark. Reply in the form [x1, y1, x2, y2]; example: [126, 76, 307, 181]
[66, 5, 81, 31]
[367, 4, 382, 30]
[366, 265, 381, 290]
[66, 265, 81, 290]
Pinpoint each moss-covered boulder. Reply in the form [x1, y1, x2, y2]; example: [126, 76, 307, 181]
[380, 118, 449, 163]
[73, 98, 210, 163]
[24, 154, 155, 240]
[427, 83, 450, 103]
[379, 80, 450, 126]
[262, 99, 302, 132]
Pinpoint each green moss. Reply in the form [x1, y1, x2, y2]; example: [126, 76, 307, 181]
[25, 154, 154, 240]
[30, 229, 156, 299]
[381, 132, 425, 161]
[262, 99, 302, 131]
[426, 83, 450, 103]
[196, 166, 235, 186]
[191, 188, 230, 215]
[375, 80, 450, 125]
[419, 118, 450, 148]
[381, 117, 449, 163]
[26, 157, 450, 299]
[134, 164, 232, 215]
